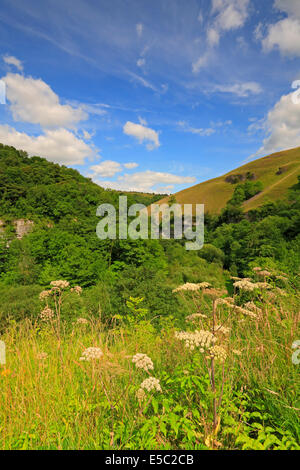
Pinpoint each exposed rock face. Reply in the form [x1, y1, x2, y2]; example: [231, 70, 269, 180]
[14, 219, 34, 239]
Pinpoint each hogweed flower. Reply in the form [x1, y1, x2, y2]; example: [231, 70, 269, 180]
[255, 282, 272, 290]
[136, 388, 147, 402]
[175, 330, 217, 351]
[140, 377, 162, 393]
[186, 313, 207, 323]
[233, 280, 257, 292]
[215, 325, 230, 336]
[71, 286, 82, 295]
[50, 280, 70, 290]
[257, 270, 272, 278]
[76, 317, 89, 325]
[198, 282, 212, 289]
[208, 345, 227, 362]
[203, 288, 227, 298]
[39, 290, 50, 301]
[79, 347, 103, 361]
[234, 305, 257, 319]
[132, 353, 154, 372]
[39, 307, 55, 321]
[244, 302, 262, 315]
[253, 267, 262, 272]
[172, 283, 201, 293]
[215, 298, 232, 307]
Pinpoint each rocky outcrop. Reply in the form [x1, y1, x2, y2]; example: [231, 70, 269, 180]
[14, 219, 34, 239]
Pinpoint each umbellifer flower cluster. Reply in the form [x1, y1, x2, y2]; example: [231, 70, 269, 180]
[136, 388, 146, 402]
[39, 290, 50, 301]
[215, 324, 230, 335]
[234, 305, 257, 319]
[71, 286, 82, 295]
[233, 280, 257, 292]
[172, 283, 201, 293]
[175, 330, 217, 352]
[50, 280, 70, 289]
[76, 317, 89, 325]
[198, 282, 212, 289]
[132, 353, 154, 372]
[208, 345, 227, 362]
[244, 302, 262, 315]
[79, 347, 103, 361]
[215, 298, 233, 307]
[39, 307, 54, 321]
[140, 377, 162, 392]
[173, 282, 212, 293]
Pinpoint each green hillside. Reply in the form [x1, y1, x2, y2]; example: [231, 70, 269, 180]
[158, 147, 300, 213]
[0, 143, 163, 222]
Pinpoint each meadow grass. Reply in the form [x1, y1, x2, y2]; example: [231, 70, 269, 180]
[0, 280, 299, 450]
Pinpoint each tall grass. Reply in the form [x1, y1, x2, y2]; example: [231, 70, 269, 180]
[0, 279, 299, 450]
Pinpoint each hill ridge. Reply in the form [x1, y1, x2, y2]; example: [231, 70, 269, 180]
[157, 147, 300, 213]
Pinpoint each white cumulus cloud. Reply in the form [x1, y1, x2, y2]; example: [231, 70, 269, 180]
[123, 121, 160, 150]
[124, 162, 139, 169]
[0, 125, 94, 165]
[99, 170, 196, 193]
[251, 90, 300, 158]
[3, 73, 87, 128]
[262, 0, 300, 57]
[90, 160, 122, 178]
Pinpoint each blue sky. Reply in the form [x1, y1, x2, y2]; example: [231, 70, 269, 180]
[1, 0, 300, 193]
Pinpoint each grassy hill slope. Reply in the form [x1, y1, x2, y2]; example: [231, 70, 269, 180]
[157, 147, 300, 214]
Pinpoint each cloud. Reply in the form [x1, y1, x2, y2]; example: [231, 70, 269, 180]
[137, 58, 146, 67]
[3, 55, 23, 71]
[0, 65, 95, 166]
[213, 81, 262, 97]
[192, 52, 211, 73]
[262, 18, 300, 57]
[99, 170, 196, 193]
[136, 23, 143, 37]
[250, 90, 300, 158]
[90, 161, 139, 178]
[124, 162, 139, 169]
[82, 130, 93, 140]
[207, 28, 220, 47]
[123, 121, 160, 150]
[178, 121, 215, 137]
[0, 125, 94, 165]
[91, 160, 122, 177]
[193, 0, 250, 73]
[3, 73, 87, 128]
[262, 0, 300, 57]
[211, 0, 250, 32]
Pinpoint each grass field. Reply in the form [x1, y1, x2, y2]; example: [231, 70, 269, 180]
[1, 275, 299, 450]
[156, 147, 300, 214]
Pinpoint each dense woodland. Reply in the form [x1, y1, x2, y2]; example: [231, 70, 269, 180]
[0, 143, 299, 320]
